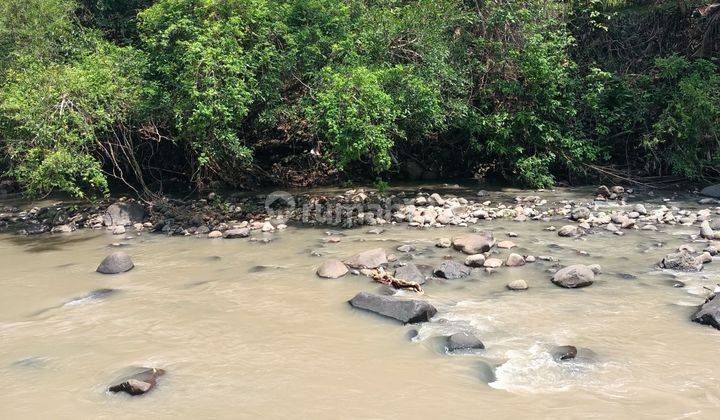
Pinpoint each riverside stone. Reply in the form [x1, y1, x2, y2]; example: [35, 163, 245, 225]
[348, 292, 437, 324]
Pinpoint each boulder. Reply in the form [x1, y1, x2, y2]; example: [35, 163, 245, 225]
[660, 252, 703, 272]
[96, 252, 134, 274]
[558, 225, 580, 237]
[208, 230, 222, 238]
[507, 279, 528, 290]
[224, 228, 250, 239]
[571, 207, 591, 221]
[348, 292, 437, 324]
[505, 253, 525, 267]
[394, 264, 426, 285]
[691, 294, 720, 330]
[464, 254, 486, 267]
[551, 264, 595, 288]
[103, 202, 145, 227]
[317, 260, 348, 278]
[452, 232, 495, 254]
[345, 248, 388, 269]
[700, 184, 720, 198]
[108, 367, 165, 396]
[434, 261, 471, 279]
[446, 332, 484, 352]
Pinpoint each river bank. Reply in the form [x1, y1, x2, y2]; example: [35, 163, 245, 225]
[2, 184, 720, 418]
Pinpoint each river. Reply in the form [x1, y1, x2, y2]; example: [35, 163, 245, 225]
[1, 187, 719, 419]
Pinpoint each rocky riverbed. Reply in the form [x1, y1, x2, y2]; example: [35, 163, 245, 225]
[2, 184, 720, 418]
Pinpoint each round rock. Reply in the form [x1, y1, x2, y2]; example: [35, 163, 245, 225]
[96, 252, 134, 274]
[317, 260, 349, 279]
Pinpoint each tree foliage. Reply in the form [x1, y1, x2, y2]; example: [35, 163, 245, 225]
[0, 0, 718, 197]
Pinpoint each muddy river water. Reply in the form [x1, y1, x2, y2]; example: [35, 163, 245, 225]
[1, 187, 720, 419]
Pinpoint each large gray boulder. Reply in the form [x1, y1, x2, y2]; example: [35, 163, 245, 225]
[108, 367, 165, 396]
[551, 264, 595, 288]
[97, 252, 134, 274]
[452, 232, 495, 254]
[103, 202, 145, 227]
[701, 184, 720, 198]
[348, 292, 437, 324]
[394, 263, 426, 285]
[660, 252, 703, 272]
[316, 260, 348, 278]
[691, 294, 720, 330]
[433, 261, 471, 279]
[345, 248, 388, 269]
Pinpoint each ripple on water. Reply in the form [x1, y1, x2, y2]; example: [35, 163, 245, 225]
[489, 344, 626, 395]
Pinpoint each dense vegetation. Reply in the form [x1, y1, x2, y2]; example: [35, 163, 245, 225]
[0, 0, 718, 198]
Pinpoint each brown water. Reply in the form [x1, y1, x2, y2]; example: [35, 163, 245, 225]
[2, 190, 720, 419]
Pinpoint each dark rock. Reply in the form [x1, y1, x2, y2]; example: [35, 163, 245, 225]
[700, 184, 720, 199]
[433, 260, 471, 279]
[394, 263, 426, 285]
[551, 264, 595, 288]
[348, 292, 437, 324]
[103, 202, 145, 227]
[406, 329, 419, 340]
[446, 332, 484, 352]
[108, 367, 165, 396]
[691, 294, 720, 330]
[551, 345, 578, 361]
[96, 252, 134, 274]
[452, 232, 495, 254]
[20, 224, 50, 235]
[660, 252, 703, 272]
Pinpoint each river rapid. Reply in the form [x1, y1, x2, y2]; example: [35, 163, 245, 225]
[1, 186, 720, 419]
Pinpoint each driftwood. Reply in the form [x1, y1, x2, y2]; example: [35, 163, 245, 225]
[371, 270, 423, 293]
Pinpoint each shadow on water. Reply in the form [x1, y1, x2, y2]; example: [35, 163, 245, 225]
[3, 231, 105, 253]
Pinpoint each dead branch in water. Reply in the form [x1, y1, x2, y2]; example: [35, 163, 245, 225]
[371, 270, 423, 293]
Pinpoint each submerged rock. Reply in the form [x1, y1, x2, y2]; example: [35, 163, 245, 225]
[551, 264, 595, 288]
[691, 294, 720, 330]
[348, 292, 437, 324]
[551, 345, 578, 361]
[452, 232, 495, 254]
[345, 248, 388, 269]
[96, 252, 134, 274]
[316, 260, 348, 279]
[446, 332, 484, 352]
[507, 279, 528, 290]
[108, 367, 165, 396]
[396, 244, 416, 253]
[434, 260, 471, 279]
